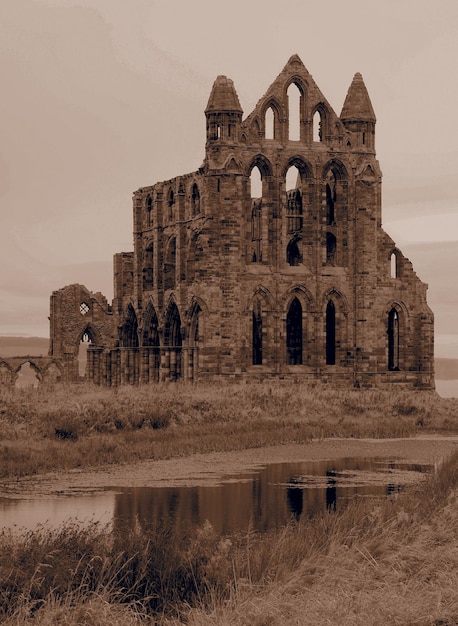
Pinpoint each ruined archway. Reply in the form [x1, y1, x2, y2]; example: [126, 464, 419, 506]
[164, 300, 182, 381]
[15, 361, 41, 388]
[188, 300, 203, 380]
[142, 301, 160, 383]
[121, 304, 139, 348]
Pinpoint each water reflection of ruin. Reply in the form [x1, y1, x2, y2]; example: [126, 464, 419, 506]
[112, 458, 411, 536]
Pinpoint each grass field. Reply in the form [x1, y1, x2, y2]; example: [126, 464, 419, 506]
[1, 383, 458, 480]
[1, 383, 458, 624]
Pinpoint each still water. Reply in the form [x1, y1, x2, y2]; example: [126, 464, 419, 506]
[0, 457, 430, 535]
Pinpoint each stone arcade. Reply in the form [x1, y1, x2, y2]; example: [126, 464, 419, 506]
[46, 55, 434, 388]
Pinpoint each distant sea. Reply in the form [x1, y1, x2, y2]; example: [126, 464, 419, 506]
[435, 380, 458, 398]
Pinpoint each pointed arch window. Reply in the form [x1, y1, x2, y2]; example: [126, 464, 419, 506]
[390, 251, 398, 279]
[286, 165, 303, 234]
[388, 308, 400, 370]
[250, 166, 263, 262]
[165, 303, 182, 347]
[251, 200, 262, 262]
[146, 195, 153, 227]
[265, 107, 274, 140]
[326, 232, 337, 265]
[313, 110, 322, 142]
[167, 189, 175, 221]
[287, 83, 301, 141]
[326, 175, 336, 225]
[326, 300, 336, 365]
[287, 189, 303, 234]
[164, 301, 182, 381]
[164, 237, 176, 290]
[143, 242, 154, 291]
[191, 183, 200, 215]
[287, 238, 302, 266]
[142, 304, 160, 382]
[191, 304, 202, 346]
[189, 302, 202, 380]
[121, 305, 139, 348]
[252, 299, 262, 365]
[143, 307, 159, 347]
[78, 330, 92, 377]
[287, 297, 303, 364]
[286, 164, 303, 265]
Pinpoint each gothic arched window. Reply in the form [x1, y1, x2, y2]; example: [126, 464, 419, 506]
[252, 300, 262, 365]
[191, 183, 200, 215]
[326, 232, 337, 265]
[143, 242, 154, 291]
[167, 189, 175, 221]
[326, 179, 336, 225]
[326, 300, 336, 365]
[388, 308, 400, 370]
[164, 237, 176, 290]
[313, 110, 322, 142]
[390, 251, 399, 279]
[287, 297, 303, 365]
[287, 238, 302, 266]
[146, 195, 153, 227]
[250, 166, 263, 262]
[265, 107, 274, 139]
[287, 83, 301, 141]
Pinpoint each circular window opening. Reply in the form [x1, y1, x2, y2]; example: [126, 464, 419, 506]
[80, 302, 90, 316]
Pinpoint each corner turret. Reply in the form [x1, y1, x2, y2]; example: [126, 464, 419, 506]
[205, 75, 243, 147]
[340, 73, 376, 151]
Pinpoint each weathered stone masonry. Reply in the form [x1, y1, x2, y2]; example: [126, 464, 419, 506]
[45, 55, 434, 388]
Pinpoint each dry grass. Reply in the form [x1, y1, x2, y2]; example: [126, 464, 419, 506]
[1, 447, 458, 624]
[166, 451, 458, 626]
[1, 383, 458, 624]
[0, 383, 457, 479]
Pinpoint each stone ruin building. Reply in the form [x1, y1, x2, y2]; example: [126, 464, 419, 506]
[40, 55, 434, 388]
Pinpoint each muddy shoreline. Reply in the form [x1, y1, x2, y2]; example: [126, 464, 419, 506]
[1, 435, 457, 499]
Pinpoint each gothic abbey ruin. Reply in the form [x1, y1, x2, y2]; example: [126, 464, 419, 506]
[44, 55, 434, 388]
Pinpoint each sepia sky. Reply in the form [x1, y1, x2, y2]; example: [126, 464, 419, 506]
[0, 0, 457, 358]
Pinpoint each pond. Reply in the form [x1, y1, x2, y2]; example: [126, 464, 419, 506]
[0, 457, 431, 535]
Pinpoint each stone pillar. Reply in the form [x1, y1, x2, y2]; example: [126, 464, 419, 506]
[170, 349, 177, 381]
[104, 351, 111, 387]
[120, 348, 127, 385]
[161, 349, 170, 382]
[188, 347, 194, 382]
[140, 348, 148, 384]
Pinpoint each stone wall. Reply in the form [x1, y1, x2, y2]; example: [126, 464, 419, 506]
[44, 55, 434, 389]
